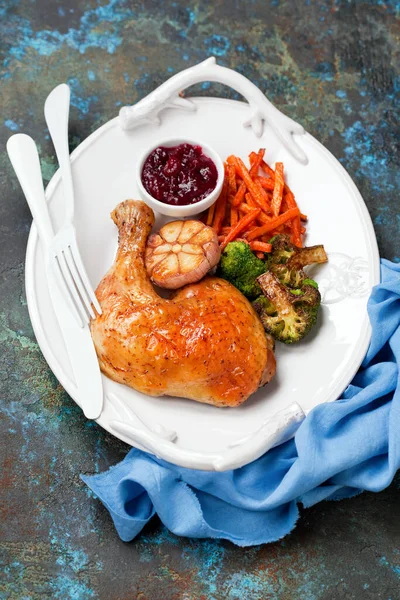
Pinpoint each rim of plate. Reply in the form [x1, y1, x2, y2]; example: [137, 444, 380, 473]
[24, 97, 381, 463]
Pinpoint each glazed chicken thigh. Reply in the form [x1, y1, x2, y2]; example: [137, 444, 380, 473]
[91, 200, 276, 407]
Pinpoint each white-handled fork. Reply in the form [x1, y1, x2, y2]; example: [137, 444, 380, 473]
[7, 133, 104, 420]
[44, 83, 101, 327]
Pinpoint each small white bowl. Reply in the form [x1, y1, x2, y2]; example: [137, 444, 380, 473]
[136, 138, 225, 218]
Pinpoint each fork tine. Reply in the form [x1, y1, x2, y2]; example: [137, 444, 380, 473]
[56, 252, 90, 325]
[63, 246, 96, 320]
[50, 257, 85, 328]
[70, 237, 102, 315]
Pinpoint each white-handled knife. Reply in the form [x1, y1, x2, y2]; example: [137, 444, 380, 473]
[7, 133, 103, 420]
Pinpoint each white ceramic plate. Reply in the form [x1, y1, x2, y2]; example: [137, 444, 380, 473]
[25, 82, 380, 471]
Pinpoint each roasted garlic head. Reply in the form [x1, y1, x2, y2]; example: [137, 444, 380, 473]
[145, 220, 220, 289]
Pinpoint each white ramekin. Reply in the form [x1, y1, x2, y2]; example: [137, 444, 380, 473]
[136, 138, 225, 218]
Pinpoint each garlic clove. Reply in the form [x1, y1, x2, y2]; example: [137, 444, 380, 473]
[147, 233, 164, 248]
[181, 243, 204, 255]
[178, 252, 203, 274]
[190, 227, 215, 245]
[146, 249, 168, 271]
[153, 243, 173, 255]
[178, 220, 204, 243]
[161, 221, 184, 243]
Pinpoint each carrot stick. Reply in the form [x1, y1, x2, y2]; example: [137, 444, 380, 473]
[262, 160, 296, 200]
[212, 177, 228, 234]
[260, 159, 275, 179]
[231, 205, 238, 226]
[285, 190, 302, 247]
[227, 163, 236, 202]
[249, 151, 257, 165]
[244, 225, 259, 237]
[271, 225, 285, 234]
[219, 236, 249, 245]
[228, 156, 271, 212]
[260, 234, 272, 242]
[245, 192, 255, 208]
[220, 209, 260, 251]
[249, 241, 272, 253]
[206, 202, 216, 226]
[300, 213, 308, 222]
[271, 162, 284, 217]
[240, 202, 271, 224]
[232, 181, 247, 207]
[231, 150, 266, 207]
[244, 207, 300, 241]
[249, 149, 265, 177]
[256, 252, 264, 259]
[239, 203, 254, 214]
[256, 176, 275, 191]
[262, 158, 305, 242]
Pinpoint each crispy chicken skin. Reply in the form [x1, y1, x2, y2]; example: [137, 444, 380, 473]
[90, 200, 276, 407]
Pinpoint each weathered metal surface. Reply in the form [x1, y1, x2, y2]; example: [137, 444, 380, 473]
[0, 0, 399, 598]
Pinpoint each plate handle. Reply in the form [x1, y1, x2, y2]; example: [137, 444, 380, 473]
[109, 395, 305, 472]
[119, 57, 308, 165]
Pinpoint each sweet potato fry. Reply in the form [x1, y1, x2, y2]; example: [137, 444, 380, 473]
[216, 151, 307, 250]
[271, 162, 284, 217]
[249, 241, 272, 253]
[249, 149, 265, 177]
[232, 182, 247, 207]
[206, 202, 216, 226]
[245, 207, 300, 241]
[285, 190, 302, 247]
[212, 177, 228, 234]
[228, 156, 271, 212]
[230, 205, 238, 227]
[245, 192, 255, 208]
[256, 176, 275, 191]
[240, 202, 271, 224]
[227, 163, 237, 202]
[220, 209, 260, 251]
[260, 159, 275, 179]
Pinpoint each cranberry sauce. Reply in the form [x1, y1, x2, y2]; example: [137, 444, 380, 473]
[141, 143, 218, 206]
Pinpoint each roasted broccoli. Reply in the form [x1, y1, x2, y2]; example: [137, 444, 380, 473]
[265, 234, 297, 266]
[287, 244, 328, 270]
[266, 234, 327, 267]
[217, 241, 266, 299]
[269, 263, 306, 288]
[253, 271, 321, 344]
[265, 234, 327, 297]
[217, 235, 327, 344]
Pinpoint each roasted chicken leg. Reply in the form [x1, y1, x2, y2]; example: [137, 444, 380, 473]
[91, 200, 276, 407]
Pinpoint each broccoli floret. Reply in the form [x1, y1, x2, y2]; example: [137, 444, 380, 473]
[266, 234, 325, 292]
[287, 245, 328, 270]
[302, 278, 319, 289]
[269, 264, 320, 291]
[217, 241, 266, 299]
[265, 234, 297, 267]
[217, 236, 324, 343]
[252, 271, 321, 344]
[269, 263, 306, 288]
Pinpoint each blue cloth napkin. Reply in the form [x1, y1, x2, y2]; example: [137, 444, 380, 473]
[82, 259, 400, 546]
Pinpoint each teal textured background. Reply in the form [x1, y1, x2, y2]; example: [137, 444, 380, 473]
[1, 1, 399, 598]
